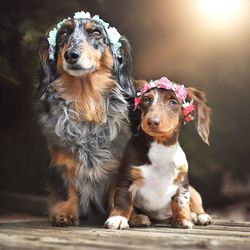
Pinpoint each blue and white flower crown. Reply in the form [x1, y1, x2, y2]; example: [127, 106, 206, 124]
[47, 11, 122, 61]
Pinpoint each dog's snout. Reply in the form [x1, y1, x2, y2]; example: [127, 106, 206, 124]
[64, 49, 80, 64]
[147, 118, 160, 130]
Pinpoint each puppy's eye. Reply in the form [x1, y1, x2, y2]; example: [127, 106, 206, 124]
[169, 99, 178, 106]
[92, 29, 102, 38]
[142, 96, 152, 105]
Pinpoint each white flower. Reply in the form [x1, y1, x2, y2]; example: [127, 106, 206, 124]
[47, 11, 123, 60]
[150, 81, 157, 88]
[47, 28, 57, 47]
[57, 17, 71, 29]
[92, 15, 109, 28]
[112, 42, 122, 57]
[182, 100, 193, 108]
[73, 11, 91, 19]
[106, 27, 121, 45]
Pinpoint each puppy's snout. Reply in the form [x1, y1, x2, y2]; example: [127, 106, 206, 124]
[64, 49, 80, 64]
[147, 117, 160, 130]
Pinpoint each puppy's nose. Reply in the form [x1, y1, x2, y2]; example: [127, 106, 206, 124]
[147, 118, 160, 129]
[64, 49, 80, 64]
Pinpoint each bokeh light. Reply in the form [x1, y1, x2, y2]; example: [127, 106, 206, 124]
[198, 0, 245, 24]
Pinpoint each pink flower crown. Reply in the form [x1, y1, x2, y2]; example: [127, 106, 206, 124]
[134, 77, 195, 124]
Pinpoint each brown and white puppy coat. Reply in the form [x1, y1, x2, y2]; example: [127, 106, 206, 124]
[37, 12, 135, 226]
[105, 80, 212, 229]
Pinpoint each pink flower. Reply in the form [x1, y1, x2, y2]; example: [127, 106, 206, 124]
[143, 83, 152, 92]
[185, 116, 191, 123]
[134, 97, 141, 110]
[175, 85, 187, 102]
[157, 81, 173, 90]
[156, 77, 172, 89]
[157, 77, 171, 84]
[183, 103, 195, 116]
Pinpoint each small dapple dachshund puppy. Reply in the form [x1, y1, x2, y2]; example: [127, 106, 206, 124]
[36, 11, 135, 226]
[105, 77, 212, 229]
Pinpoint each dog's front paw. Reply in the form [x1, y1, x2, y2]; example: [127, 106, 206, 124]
[104, 216, 129, 230]
[51, 214, 79, 227]
[172, 218, 193, 229]
[197, 213, 212, 225]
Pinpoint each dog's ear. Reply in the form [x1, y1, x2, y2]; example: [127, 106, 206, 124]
[187, 87, 211, 145]
[114, 36, 139, 132]
[114, 36, 135, 98]
[37, 38, 58, 97]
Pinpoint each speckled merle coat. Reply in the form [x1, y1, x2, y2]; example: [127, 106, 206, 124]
[36, 17, 135, 226]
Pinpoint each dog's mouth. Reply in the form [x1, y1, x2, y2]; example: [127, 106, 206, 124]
[68, 64, 94, 71]
[142, 128, 177, 142]
[141, 123, 176, 138]
[143, 128, 168, 136]
[63, 61, 95, 76]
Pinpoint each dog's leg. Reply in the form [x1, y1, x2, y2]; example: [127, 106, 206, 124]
[105, 166, 144, 229]
[171, 184, 193, 229]
[189, 186, 212, 225]
[107, 181, 117, 211]
[48, 148, 79, 227]
[104, 185, 134, 230]
[49, 184, 79, 227]
[129, 209, 151, 227]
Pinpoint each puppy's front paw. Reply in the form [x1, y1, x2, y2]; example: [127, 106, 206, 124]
[197, 213, 212, 225]
[190, 212, 198, 224]
[104, 216, 129, 230]
[129, 214, 151, 227]
[172, 218, 193, 229]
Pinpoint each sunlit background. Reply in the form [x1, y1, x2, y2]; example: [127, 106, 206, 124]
[198, 0, 244, 21]
[0, 0, 250, 219]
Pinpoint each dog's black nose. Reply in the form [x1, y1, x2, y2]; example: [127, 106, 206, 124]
[64, 50, 80, 64]
[147, 118, 160, 129]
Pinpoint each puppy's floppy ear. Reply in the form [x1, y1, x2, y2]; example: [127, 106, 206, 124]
[37, 38, 58, 97]
[187, 87, 211, 145]
[114, 36, 135, 98]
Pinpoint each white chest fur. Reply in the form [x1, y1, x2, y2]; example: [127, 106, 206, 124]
[134, 141, 188, 220]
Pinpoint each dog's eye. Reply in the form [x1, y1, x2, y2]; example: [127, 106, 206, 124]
[92, 29, 102, 38]
[59, 31, 68, 39]
[169, 99, 178, 106]
[142, 96, 152, 105]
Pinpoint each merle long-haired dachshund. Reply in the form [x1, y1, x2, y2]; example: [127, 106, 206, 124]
[36, 11, 135, 226]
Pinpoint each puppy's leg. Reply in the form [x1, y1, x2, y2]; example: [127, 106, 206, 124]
[171, 184, 193, 229]
[105, 166, 144, 229]
[129, 209, 151, 227]
[48, 148, 79, 227]
[104, 185, 134, 230]
[189, 186, 212, 225]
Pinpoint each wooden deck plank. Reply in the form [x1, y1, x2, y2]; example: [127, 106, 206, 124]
[0, 218, 250, 250]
